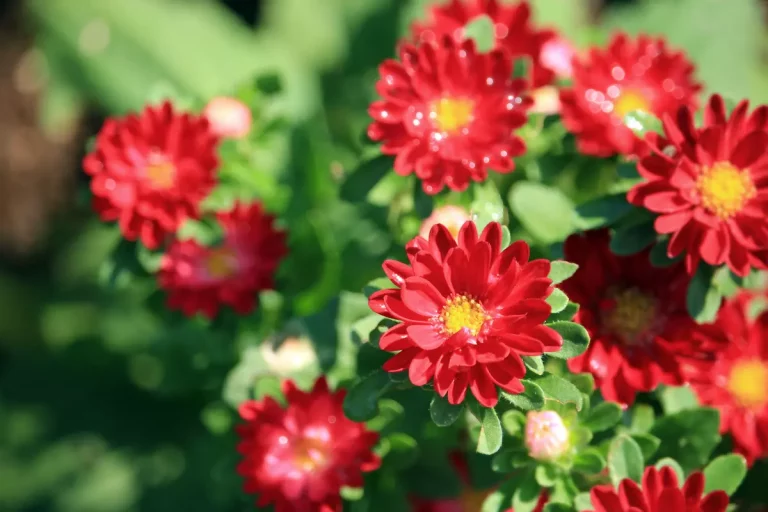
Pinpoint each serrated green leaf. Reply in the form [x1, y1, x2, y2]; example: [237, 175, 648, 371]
[703, 454, 747, 496]
[548, 261, 579, 284]
[534, 374, 583, 411]
[546, 322, 590, 360]
[469, 401, 503, 455]
[503, 380, 545, 411]
[574, 193, 634, 230]
[583, 402, 623, 432]
[546, 289, 569, 314]
[572, 449, 606, 475]
[343, 370, 394, 422]
[548, 302, 579, 323]
[651, 407, 721, 473]
[523, 356, 544, 375]
[610, 222, 656, 256]
[430, 394, 464, 427]
[564, 373, 594, 395]
[608, 435, 644, 485]
[509, 182, 576, 244]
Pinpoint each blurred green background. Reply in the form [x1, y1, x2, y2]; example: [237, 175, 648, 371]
[1, 0, 767, 510]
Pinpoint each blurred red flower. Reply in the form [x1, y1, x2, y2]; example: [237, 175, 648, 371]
[368, 37, 530, 194]
[236, 378, 380, 512]
[158, 201, 287, 319]
[412, 0, 559, 87]
[628, 94, 768, 277]
[83, 101, 219, 249]
[369, 221, 562, 407]
[587, 466, 728, 512]
[686, 292, 768, 466]
[561, 229, 724, 405]
[560, 33, 701, 157]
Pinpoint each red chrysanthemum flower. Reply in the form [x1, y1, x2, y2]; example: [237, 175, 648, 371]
[587, 466, 729, 512]
[158, 202, 287, 319]
[236, 377, 380, 512]
[627, 94, 768, 277]
[685, 292, 768, 465]
[560, 229, 723, 406]
[83, 101, 219, 249]
[368, 37, 530, 195]
[412, 0, 558, 88]
[369, 221, 563, 407]
[559, 33, 701, 157]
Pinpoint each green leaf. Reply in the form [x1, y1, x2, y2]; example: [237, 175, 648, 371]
[630, 433, 661, 460]
[469, 402, 503, 455]
[687, 264, 722, 323]
[464, 15, 495, 53]
[501, 409, 526, 437]
[655, 458, 685, 482]
[384, 433, 419, 469]
[343, 370, 394, 422]
[471, 180, 505, 231]
[546, 322, 590, 360]
[481, 489, 507, 512]
[501, 226, 512, 249]
[502, 379, 545, 411]
[608, 435, 644, 486]
[534, 374, 583, 411]
[630, 404, 655, 433]
[574, 493, 593, 511]
[546, 289, 569, 314]
[651, 407, 721, 473]
[543, 504, 575, 512]
[659, 385, 699, 414]
[572, 449, 606, 475]
[623, 109, 663, 137]
[713, 267, 743, 298]
[366, 399, 404, 433]
[340, 155, 393, 202]
[574, 193, 635, 230]
[649, 238, 682, 268]
[509, 182, 576, 245]
[523, 356, 545, 375]
[702, 454, 747, 496]
[363, 277, 395, 299]
[535, 464, 558, 487]
[512, 470, 542, 512]
[583, 402, 623, 432]
[548, 261, 579, 284]
[564, 373, 594, 396]
[548, 302, 579, 323]
[430, 394, 464, 427]
[610, 222, 656, 256]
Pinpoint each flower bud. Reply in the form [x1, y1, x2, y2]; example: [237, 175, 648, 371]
[260, 336, 317, 376]
[419, 205, 470, 240]
[540, 37, 575, 79]
[203, 97, 252, 139]
[525, 410, 570, 460]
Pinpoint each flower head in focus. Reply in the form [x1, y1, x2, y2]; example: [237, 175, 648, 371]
[204, 96, 252, 139]
[628, 94, 768, 277]
[560, 229, 725, 405]
[685, 292, 768, 466]
[412, 0, 559, 88]
[525, 410, 570, 461]
[587, 465, 728, 512]
[559, 33, 701, 157]
[236, 378, 380, 512]
[83, 101, 219, 248]
[158, 201, 287, 319]
[368, 37, 530, 195]
[369, 221, 562, 407]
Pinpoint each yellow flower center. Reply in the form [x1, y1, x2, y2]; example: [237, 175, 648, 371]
[205, 247, 238, 279]
[613, 90, 652, 119]
[431, 97, 475, 134]
[293, 437, 328, 471]
[145, 153, 176, 189]
[602, 288, 656, 344]
[440, 295, 490, 336]
[696, 162, 756, 219]
[728, 359, 768, 409]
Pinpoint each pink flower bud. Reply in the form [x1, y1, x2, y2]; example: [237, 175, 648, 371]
[530, 86, 561, 115]
[261, 337, 317, 375]
[525, 410, 570, 460]
[203, 97, 252, 139]
[419, 205, 470, 239]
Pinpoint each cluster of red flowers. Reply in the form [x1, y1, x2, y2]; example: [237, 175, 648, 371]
[84, 100, 287, 319]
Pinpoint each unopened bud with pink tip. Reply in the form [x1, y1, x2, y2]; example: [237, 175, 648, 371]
[419, 205, 470, 239]
[540, 37, 576, 79]
[203, 97, 252, 139]
[525, 410, 570, 460]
